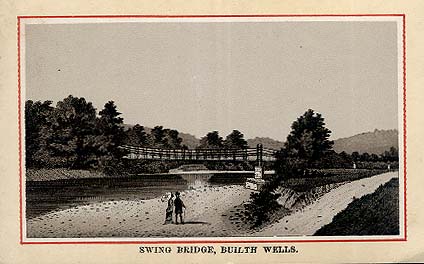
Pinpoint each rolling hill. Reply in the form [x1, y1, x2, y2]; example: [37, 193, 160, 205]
[247, 137, 284, 150]
[332, 129, 398, 155]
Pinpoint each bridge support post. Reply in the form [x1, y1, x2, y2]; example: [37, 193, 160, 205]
[245, 144, 266, 191]
[255, 144, 264, 179]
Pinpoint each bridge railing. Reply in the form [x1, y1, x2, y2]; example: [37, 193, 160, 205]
[119, 145, 277, 161]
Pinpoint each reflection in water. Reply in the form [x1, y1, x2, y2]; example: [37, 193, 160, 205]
[26, 173, 249, 219]
[180, 174, 213, 189]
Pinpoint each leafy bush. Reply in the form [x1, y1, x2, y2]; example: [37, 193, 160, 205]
[243, 180, 283, 228]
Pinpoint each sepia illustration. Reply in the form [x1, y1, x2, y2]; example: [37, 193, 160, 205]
[20, 16, 405, 241]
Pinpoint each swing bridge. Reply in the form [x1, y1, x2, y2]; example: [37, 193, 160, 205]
[119, 144, 277, 163]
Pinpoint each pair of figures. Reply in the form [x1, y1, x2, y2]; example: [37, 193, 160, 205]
[164, 191, 186, 224]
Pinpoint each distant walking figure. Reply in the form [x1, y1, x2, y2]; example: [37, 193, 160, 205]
[174, 192, 186, 224]
[164, 193, 174, 224]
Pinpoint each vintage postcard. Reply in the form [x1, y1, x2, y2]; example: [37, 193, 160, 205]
[1, 1, 424, 263]
[20, 15, 405, 243]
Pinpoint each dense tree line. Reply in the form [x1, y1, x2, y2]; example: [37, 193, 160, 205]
[25, 96, 125, 173]
[27, 98, 397, 176]
[26, 96, 192, 173]
[197, 130, 248, 150]
[26, 96, 253, 174]
[124, 125, 184, 149]
[124, 126, 249, 151]
[311, 147, 399, 170]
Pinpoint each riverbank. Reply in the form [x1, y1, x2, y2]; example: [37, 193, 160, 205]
[27, 185, 254, 238]
[255, 171, 398, 236]
[26, 171, 398, 238]
[25, 169, 254, 219]
[25, 168, 266, 181]
[26, 168, 109, 181]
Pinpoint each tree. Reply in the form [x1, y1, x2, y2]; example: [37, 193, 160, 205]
[149, 126, 183, 149]
[318, 150, 346, 169]
[381, 146, 398, 162]
[97, 101, 124, 134]
[25, 96, 129, 174]
[370, 153, 380, 162]
[224, 130, 248, 149]
[351, 151, 360, 162]
[360, 152, 371, 162]
[42, 95, 98, 168]
[338, 151, 353, 167]
[163, 129, 183, 149]
[95, 101, 125, 170]
[25, 100, 54, 167]
[339, 151, 352, 162]
[283, 109, 333, 167]
[151, 126, 166, 147]
[198, 131, 223, 149]
[246, 109, 334, 228]
[124, 124, 147, 146]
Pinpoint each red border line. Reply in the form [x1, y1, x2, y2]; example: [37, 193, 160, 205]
[22, 238, 406, 245]
[402, 14, 407, 241]
[18, 14, 407, 245]
[17, 14, 405, 19]
[18, 16, 23, 245]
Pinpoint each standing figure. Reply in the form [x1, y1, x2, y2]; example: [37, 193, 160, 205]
[164, 193, 174, 224]
[174, 192, 186, 224]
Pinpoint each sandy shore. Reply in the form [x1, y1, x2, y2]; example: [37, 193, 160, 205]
[27, 185, 254, 238]
[26, 171, 398, 238]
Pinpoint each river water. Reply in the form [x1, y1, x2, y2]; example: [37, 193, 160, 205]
[26, 173, 252, 219]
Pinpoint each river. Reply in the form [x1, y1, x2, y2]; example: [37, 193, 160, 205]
[25, 172, 254, 219]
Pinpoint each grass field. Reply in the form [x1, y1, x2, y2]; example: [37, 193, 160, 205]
[314, 177, 399, 236]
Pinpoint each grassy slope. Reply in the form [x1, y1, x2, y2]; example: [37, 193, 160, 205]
[281, 169, 385, 192]
[314, 177, 399, 236]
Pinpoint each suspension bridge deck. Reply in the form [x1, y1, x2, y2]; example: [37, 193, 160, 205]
[119, 144, 277, 162]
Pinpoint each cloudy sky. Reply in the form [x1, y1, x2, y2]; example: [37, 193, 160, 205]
[25, 20, 399, 141]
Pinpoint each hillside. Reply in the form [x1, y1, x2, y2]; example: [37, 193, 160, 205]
[333, 129, 398, 154]
[247, 137, 284, 150]
[177, 132, 200, 148]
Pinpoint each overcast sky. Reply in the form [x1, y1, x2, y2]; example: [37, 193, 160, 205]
[25, 21, 399, 141]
